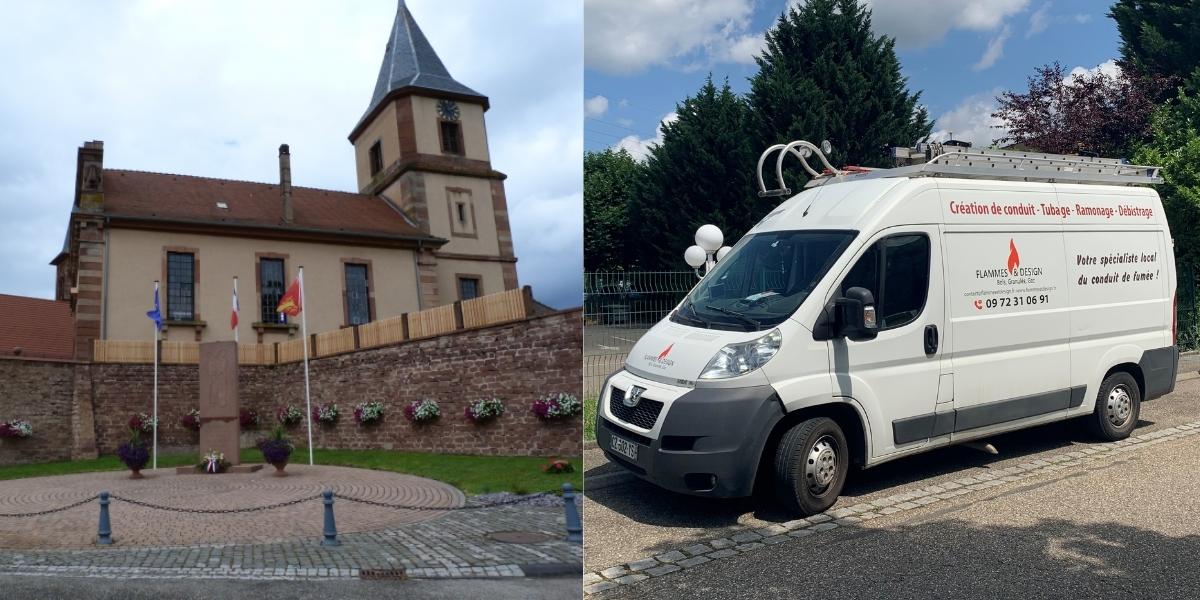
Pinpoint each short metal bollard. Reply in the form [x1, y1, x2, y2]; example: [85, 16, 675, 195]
[321, 489, 340, 547]
[97, 491, 112, 545]
[562, 483, 582, 543]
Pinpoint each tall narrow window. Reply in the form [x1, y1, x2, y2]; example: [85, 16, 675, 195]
[344, 263, 370, 325]
[260, 258, 286, 324]
[458, 276, 480, 301]
[368, 141, 383, 176]
[166, 252, 195, 321]
[448, 188, 475, 236]
[440, 121, 462, 155]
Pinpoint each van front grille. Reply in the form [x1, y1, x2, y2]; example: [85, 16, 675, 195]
[608, 387, 664, 430]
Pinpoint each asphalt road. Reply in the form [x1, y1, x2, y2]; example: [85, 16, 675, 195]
[0, 575, 581, 600]
[584, 373, 1200, 576]
[605, 436, 1200, 599]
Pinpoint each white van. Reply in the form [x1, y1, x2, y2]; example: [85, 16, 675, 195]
[596, 142, 1179, 515]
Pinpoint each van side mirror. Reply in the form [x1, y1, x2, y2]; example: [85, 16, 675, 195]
[836, 287, 878, 341]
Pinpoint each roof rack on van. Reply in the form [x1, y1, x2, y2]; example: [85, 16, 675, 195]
[757, 140, 1164, 196]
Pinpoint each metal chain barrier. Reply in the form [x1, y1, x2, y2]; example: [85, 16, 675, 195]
[335, 491, 559, 512]
[0, 496, 96, 518]
[108, 493, 322, 514]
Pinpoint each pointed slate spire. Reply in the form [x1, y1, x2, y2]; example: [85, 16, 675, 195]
[351, 0, 487, 139]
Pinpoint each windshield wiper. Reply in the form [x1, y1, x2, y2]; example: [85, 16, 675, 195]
[704, 305, 761, 329]
[681, 301, 711, 327]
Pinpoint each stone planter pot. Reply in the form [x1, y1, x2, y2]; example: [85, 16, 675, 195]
[271, 459, 289, 477]
[129, 468, 144, 480]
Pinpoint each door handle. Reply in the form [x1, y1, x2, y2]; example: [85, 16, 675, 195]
[924, 324, 939, 356]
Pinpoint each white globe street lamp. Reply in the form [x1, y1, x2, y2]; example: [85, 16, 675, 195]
[685, 225, 730, 278]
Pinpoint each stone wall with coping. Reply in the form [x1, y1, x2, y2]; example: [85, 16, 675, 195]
[0, 310, 582, 465]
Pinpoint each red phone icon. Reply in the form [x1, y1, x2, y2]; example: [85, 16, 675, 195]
[974, 299, 984, 310]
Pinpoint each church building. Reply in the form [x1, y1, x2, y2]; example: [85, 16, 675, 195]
[49, 1, 518, 361]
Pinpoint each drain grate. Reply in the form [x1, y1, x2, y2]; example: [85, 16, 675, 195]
[359, 568, 408, 580]
[485, 530, 556, 544]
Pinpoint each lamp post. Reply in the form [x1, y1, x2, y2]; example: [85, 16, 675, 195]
[685, 225, 732, 278]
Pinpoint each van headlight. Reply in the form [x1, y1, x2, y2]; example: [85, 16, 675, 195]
[699, 329, 782, 379]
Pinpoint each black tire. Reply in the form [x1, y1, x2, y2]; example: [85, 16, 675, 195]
[1086, 371, 1141, 441]
[773, 417, 849, 516]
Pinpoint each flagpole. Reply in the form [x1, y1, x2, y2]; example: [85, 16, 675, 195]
[152, 280, 159, 471]
[299, 266, 313, 466]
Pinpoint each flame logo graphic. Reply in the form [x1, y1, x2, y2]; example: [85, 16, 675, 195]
[658, 344, 674, 360]
[1007, 239, 1020, 273]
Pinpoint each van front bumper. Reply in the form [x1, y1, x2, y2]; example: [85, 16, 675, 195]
[596, 376, 785, 498]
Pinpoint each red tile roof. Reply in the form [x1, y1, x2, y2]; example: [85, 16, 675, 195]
[100, 170, 437, 241]
[0, 294, 74, 360]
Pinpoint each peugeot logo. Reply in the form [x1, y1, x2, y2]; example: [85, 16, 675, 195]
[624, 386, 646, 408]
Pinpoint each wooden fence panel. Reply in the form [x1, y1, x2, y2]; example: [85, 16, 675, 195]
[277, 338, 307, 363]
[160, 342, 199, 364]
[462, 288, 527, 328]
[358, 316, 406, 348]
[238, 343, 276, 365]
[93, 340, 154, 363]
[315, 328, 356, 357]
[408, 304, 457, 339]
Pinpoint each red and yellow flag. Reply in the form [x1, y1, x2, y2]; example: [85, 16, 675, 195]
[276, 279, 302, 316]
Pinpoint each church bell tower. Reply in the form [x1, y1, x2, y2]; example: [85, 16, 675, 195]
[349, 0, 518, 307]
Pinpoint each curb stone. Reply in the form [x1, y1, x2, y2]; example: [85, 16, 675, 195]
[583, 418, 1200, 595]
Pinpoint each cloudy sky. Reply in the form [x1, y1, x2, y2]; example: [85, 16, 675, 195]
[585, 0, 1120, 158]
[0, 0, 583, 308]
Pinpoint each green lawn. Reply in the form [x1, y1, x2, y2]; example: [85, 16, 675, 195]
[0, 449, 582, 496]
[584, 396, 598, 441]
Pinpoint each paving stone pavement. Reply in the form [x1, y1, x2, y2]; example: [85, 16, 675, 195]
[0, 501, 582, 580]
[582, 420, 1200, 595]
[0, 465, 462, 549]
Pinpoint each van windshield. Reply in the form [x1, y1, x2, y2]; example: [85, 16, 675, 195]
[673, 230, 856, 331]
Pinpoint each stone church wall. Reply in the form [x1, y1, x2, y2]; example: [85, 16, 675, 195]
[0, 310, 581, 465]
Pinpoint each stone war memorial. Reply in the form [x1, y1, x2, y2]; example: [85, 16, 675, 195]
[0, 0, 583, 587]
[184, 341, 259, 474]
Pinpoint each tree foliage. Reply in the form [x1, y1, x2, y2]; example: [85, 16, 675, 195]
[1133, 78, 1200, 269]
[748, 0, 930, 177]
[628, 77, 764, 270]
[1110, 0, 1200, 88]
[583, 148, 640, 271]
[993, 62, 1157, 157]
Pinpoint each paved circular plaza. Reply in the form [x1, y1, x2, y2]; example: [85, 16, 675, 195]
[0, 465, 464, 549]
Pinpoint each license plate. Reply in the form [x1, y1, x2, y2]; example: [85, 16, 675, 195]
[609, 434, 639, 462]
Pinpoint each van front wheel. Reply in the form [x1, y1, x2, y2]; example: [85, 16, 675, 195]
[773, 417, 849, 516]
[1087, 372, 1141, 441]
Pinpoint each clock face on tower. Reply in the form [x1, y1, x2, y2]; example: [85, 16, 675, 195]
[437, 99, 460, 121]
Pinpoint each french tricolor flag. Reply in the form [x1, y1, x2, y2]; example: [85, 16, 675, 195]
[231, 277, 240, 343]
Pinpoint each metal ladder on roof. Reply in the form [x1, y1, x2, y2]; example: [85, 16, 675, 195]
[756, 140, 1163, 197]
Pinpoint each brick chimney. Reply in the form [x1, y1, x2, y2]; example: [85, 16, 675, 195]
[279, 143, 293, 224]
[76, 140, 104, 212]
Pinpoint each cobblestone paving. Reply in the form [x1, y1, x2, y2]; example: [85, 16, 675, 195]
[0, 501, 582, 580]
[583, 420, 1200, 595]
[0, 465, 461, 549]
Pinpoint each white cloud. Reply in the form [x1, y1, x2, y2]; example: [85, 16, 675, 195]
[929, 89, 1008, 148]
[863, 0, 1028, 48]
[585, 95, 609, 118]
[972, 25, 1011, 71]
[721, 32, 766, 64]
[613, 112, 678, 161]
[1027, 2, 1050, 37]
[584, 0, 759, 74]
[1069, 59, 1121, 80]
[0, 0, 584, 308]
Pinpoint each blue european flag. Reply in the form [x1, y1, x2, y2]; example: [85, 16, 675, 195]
[146, 285, 163, 330]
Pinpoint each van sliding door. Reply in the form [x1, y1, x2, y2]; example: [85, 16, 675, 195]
[943, 227, 1072, 435]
